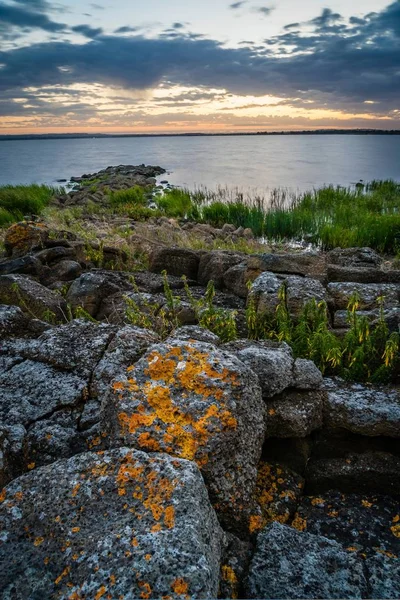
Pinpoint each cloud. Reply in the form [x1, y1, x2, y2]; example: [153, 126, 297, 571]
[0, 1, 66, 33]
[72, 24, 103, 38]
[115, 26, 138, 34]
[229, 1, 247, 9]
[1, 1, 400, 125]
[255, 6, 274, 17]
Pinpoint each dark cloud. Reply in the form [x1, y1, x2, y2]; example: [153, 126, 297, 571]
[229, 1, 247, 9]
[172, 22, 185, 29]
[72, 24, 103, 38]
[0, 2, 66, 32]
[115, 26, 138, 34]
[255, 6, 274, 17]
[1, 1, 400, 121]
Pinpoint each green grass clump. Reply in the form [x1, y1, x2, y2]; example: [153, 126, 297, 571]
[265, 180, 400, 253]
[246, 285, 399, 383]
[0, 184, 62, 225]
[157, 188, 194, 218]
[108, 186, 147, 206]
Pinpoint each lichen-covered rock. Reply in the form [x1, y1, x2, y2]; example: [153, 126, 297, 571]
[219, 533, 252, 600]
[0, 321, 120, 483]
[365, 555, 400, 599]
[305, 452, 400, 495]
[0, 305, 49, 339]
[323, 379, 400, 438]
[0, 274, 68, 322]
[0, 255, 43, 277]
[293, 358, 323, 390]
[223, 339, 294, 398]
[4, 221, 50, 257]
[249, 272, 326, 318]
[66, 270, 133, 317]
[265, 389, 325, 438]
[251, 461, 304, 535]
[101, 340, 265, 533]
[92, 325, 159, 399]
[327, 282, 400, 310]
[292, 491, 400, 558]
[245, 522, 367, 599]
[0, 448, 223, 600]
[48, 259, 82, 282]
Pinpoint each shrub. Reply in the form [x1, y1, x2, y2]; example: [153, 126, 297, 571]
[108, 186, 147, 206]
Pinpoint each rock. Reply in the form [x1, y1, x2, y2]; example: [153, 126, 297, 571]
[313, 428, 400, 460]
[293, 358, 323, 390]
[34, 246, 76, 264]
[366, 555, 400, 599]
[149, 247, 200, 279]
[323, 378, 400, 438]
[333, 307, 400, 331]
[92, 325, 159, 399]
[0, 274, 68, 322]
[4, 221, 50, 257]
[223, 339, 294, 398]
[101, 340, 265, 533]
[293, 490, 400, 558]
[0, 448, 223, 600]
[0, 255, 43, 277]
[133, 271, 195, 294]
[245, 522, 367, 599]
[327, 247, 383, 268]
[305, 452, 400, 495]
[219, 533, 252, 600]
[166, 325, 221, 346]
[48, 259, 82, 282]
[252, 461, 304, 534]
[66, 270, 132, 317]
[327, 282, 400, 311]
[0, 305, 30, 338]
[197, 251, 244, 288]
[243, 227, 254, 239]
[249, 272, 326, 318]
[223, 262, 249, 298]
[265, 389, 325, 438]
[327, 265, 400, 284]
[246, 252, 325, 278]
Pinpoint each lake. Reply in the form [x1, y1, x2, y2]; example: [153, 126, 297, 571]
[1, 135, 400, 194]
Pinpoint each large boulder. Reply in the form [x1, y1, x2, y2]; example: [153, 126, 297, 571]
[0, 274, 68, 322]
[323, 379, 400, 438]
[4, 221, 50, 257]
[66, 270, 133, 317]
[0, 448, 223, 599]
[0, 321, 159, 485]
[327, 247, 383, 268]
[0, 255, 43, 277]
[0, 305, 49, 339]
[265, 389, 325, 438]
[197, 251, 244, 288]
[149, 247, 200, 279]
[246, 252, 325, 278]
[293, 491, 400, 558]
[327, 265, 400, 284]
[245, 522, 367, 599]
[327, 282, 400, 311]
[223, 339, 294, 398]
[249, 272, 326, 318]
[101, 339, 265, 533]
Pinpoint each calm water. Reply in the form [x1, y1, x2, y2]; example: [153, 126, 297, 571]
[1, 135, 400, 193]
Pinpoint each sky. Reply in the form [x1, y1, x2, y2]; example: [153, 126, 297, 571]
[0, 0, 399, 134]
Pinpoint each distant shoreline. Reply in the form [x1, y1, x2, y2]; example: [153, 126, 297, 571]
[1, 129, 400, 141]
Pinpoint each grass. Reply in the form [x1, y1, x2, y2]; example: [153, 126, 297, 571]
[153, 180, 400, 254]
[0, 184, 64, 226]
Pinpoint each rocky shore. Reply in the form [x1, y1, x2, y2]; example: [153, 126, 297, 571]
[0, 167, 399, 599]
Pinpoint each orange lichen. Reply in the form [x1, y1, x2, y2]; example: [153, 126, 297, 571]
[0, 489, 6, 503]
[361, 500, 373, 508]
[139, 582, 152, 599]
[71, 484, 81, 498]
[291, 514, 307, 531]
[116, 345, 238, 466]
[94, 586, 107, 600]
[390, 524, 400, 538]
[34, 537, 44, 547]
[55, 566, 71, 585]
[311, 497, 325, 506]
[71, 527, 80, 533]
[171, 578, 189, 595]
[249, 514, 264, 534]
[164, 505, 175, 529]
[27, 462, 36, 470]
[221, 565, 238, 585]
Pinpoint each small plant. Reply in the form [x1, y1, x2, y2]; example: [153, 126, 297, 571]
[108, 186, 147, 206]
[74, 306, 99, 323]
